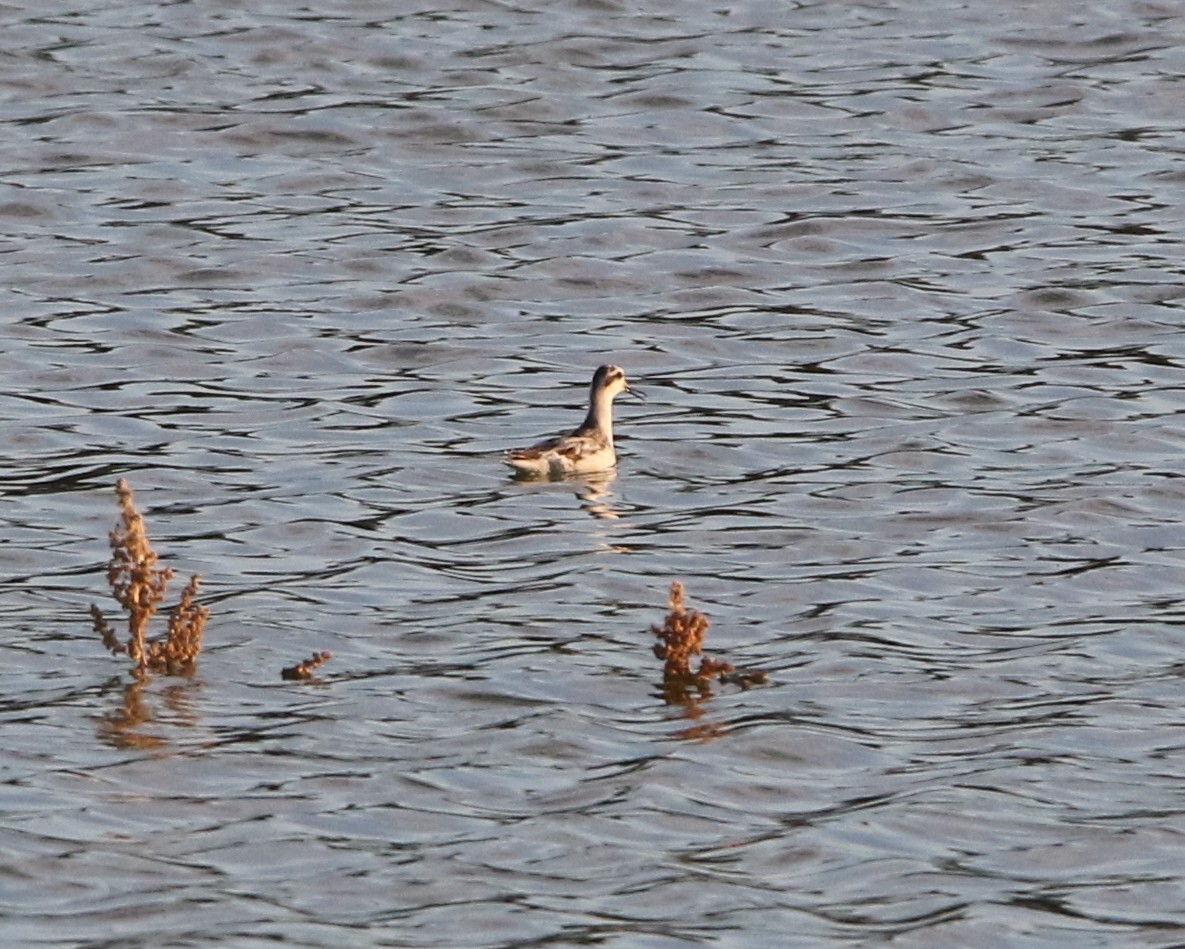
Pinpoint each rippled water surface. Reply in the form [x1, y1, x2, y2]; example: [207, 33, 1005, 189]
[4, 0, 1185, 945]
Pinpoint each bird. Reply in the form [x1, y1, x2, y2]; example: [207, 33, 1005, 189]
[505, 364, 643, 477]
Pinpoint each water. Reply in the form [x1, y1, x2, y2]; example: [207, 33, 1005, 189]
[3, 0, 1184, 945]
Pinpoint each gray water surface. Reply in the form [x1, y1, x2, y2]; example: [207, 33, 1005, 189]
[3, 1, 1185, 946]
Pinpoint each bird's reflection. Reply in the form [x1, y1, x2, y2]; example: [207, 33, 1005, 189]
[510, 468, 629, 525]
[573, 470, 622, 521]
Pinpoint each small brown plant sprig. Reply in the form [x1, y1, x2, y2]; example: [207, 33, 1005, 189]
[652, 581, 734, 693]
[281, 651, 333, 681]
[92, 479, 209, 675]
[651, 582, 767, 703]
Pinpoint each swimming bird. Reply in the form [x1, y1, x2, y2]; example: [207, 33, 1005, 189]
[505, 364, 643, 477]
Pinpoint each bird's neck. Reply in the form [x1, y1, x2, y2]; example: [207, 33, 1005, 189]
[581, 391, 615, 442]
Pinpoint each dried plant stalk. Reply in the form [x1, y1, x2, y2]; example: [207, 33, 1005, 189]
[652, 581, 733, 685]
[145, 574, 209, 674]
[282, 651, 333, 681]
[106, 478, 174, 668]
[651, 582, 766, 702]
[90, 603, 123, 656]
[93, 479, 209, 675]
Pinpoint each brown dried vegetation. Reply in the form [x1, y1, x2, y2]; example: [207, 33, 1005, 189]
[92, 479, 209, 675]
[651, 581, 767, 704]
[652, 581, 733, 696]
[282, 651, 333, 681]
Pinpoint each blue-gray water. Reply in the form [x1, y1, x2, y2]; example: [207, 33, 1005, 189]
[3, 1, 1184, 946]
